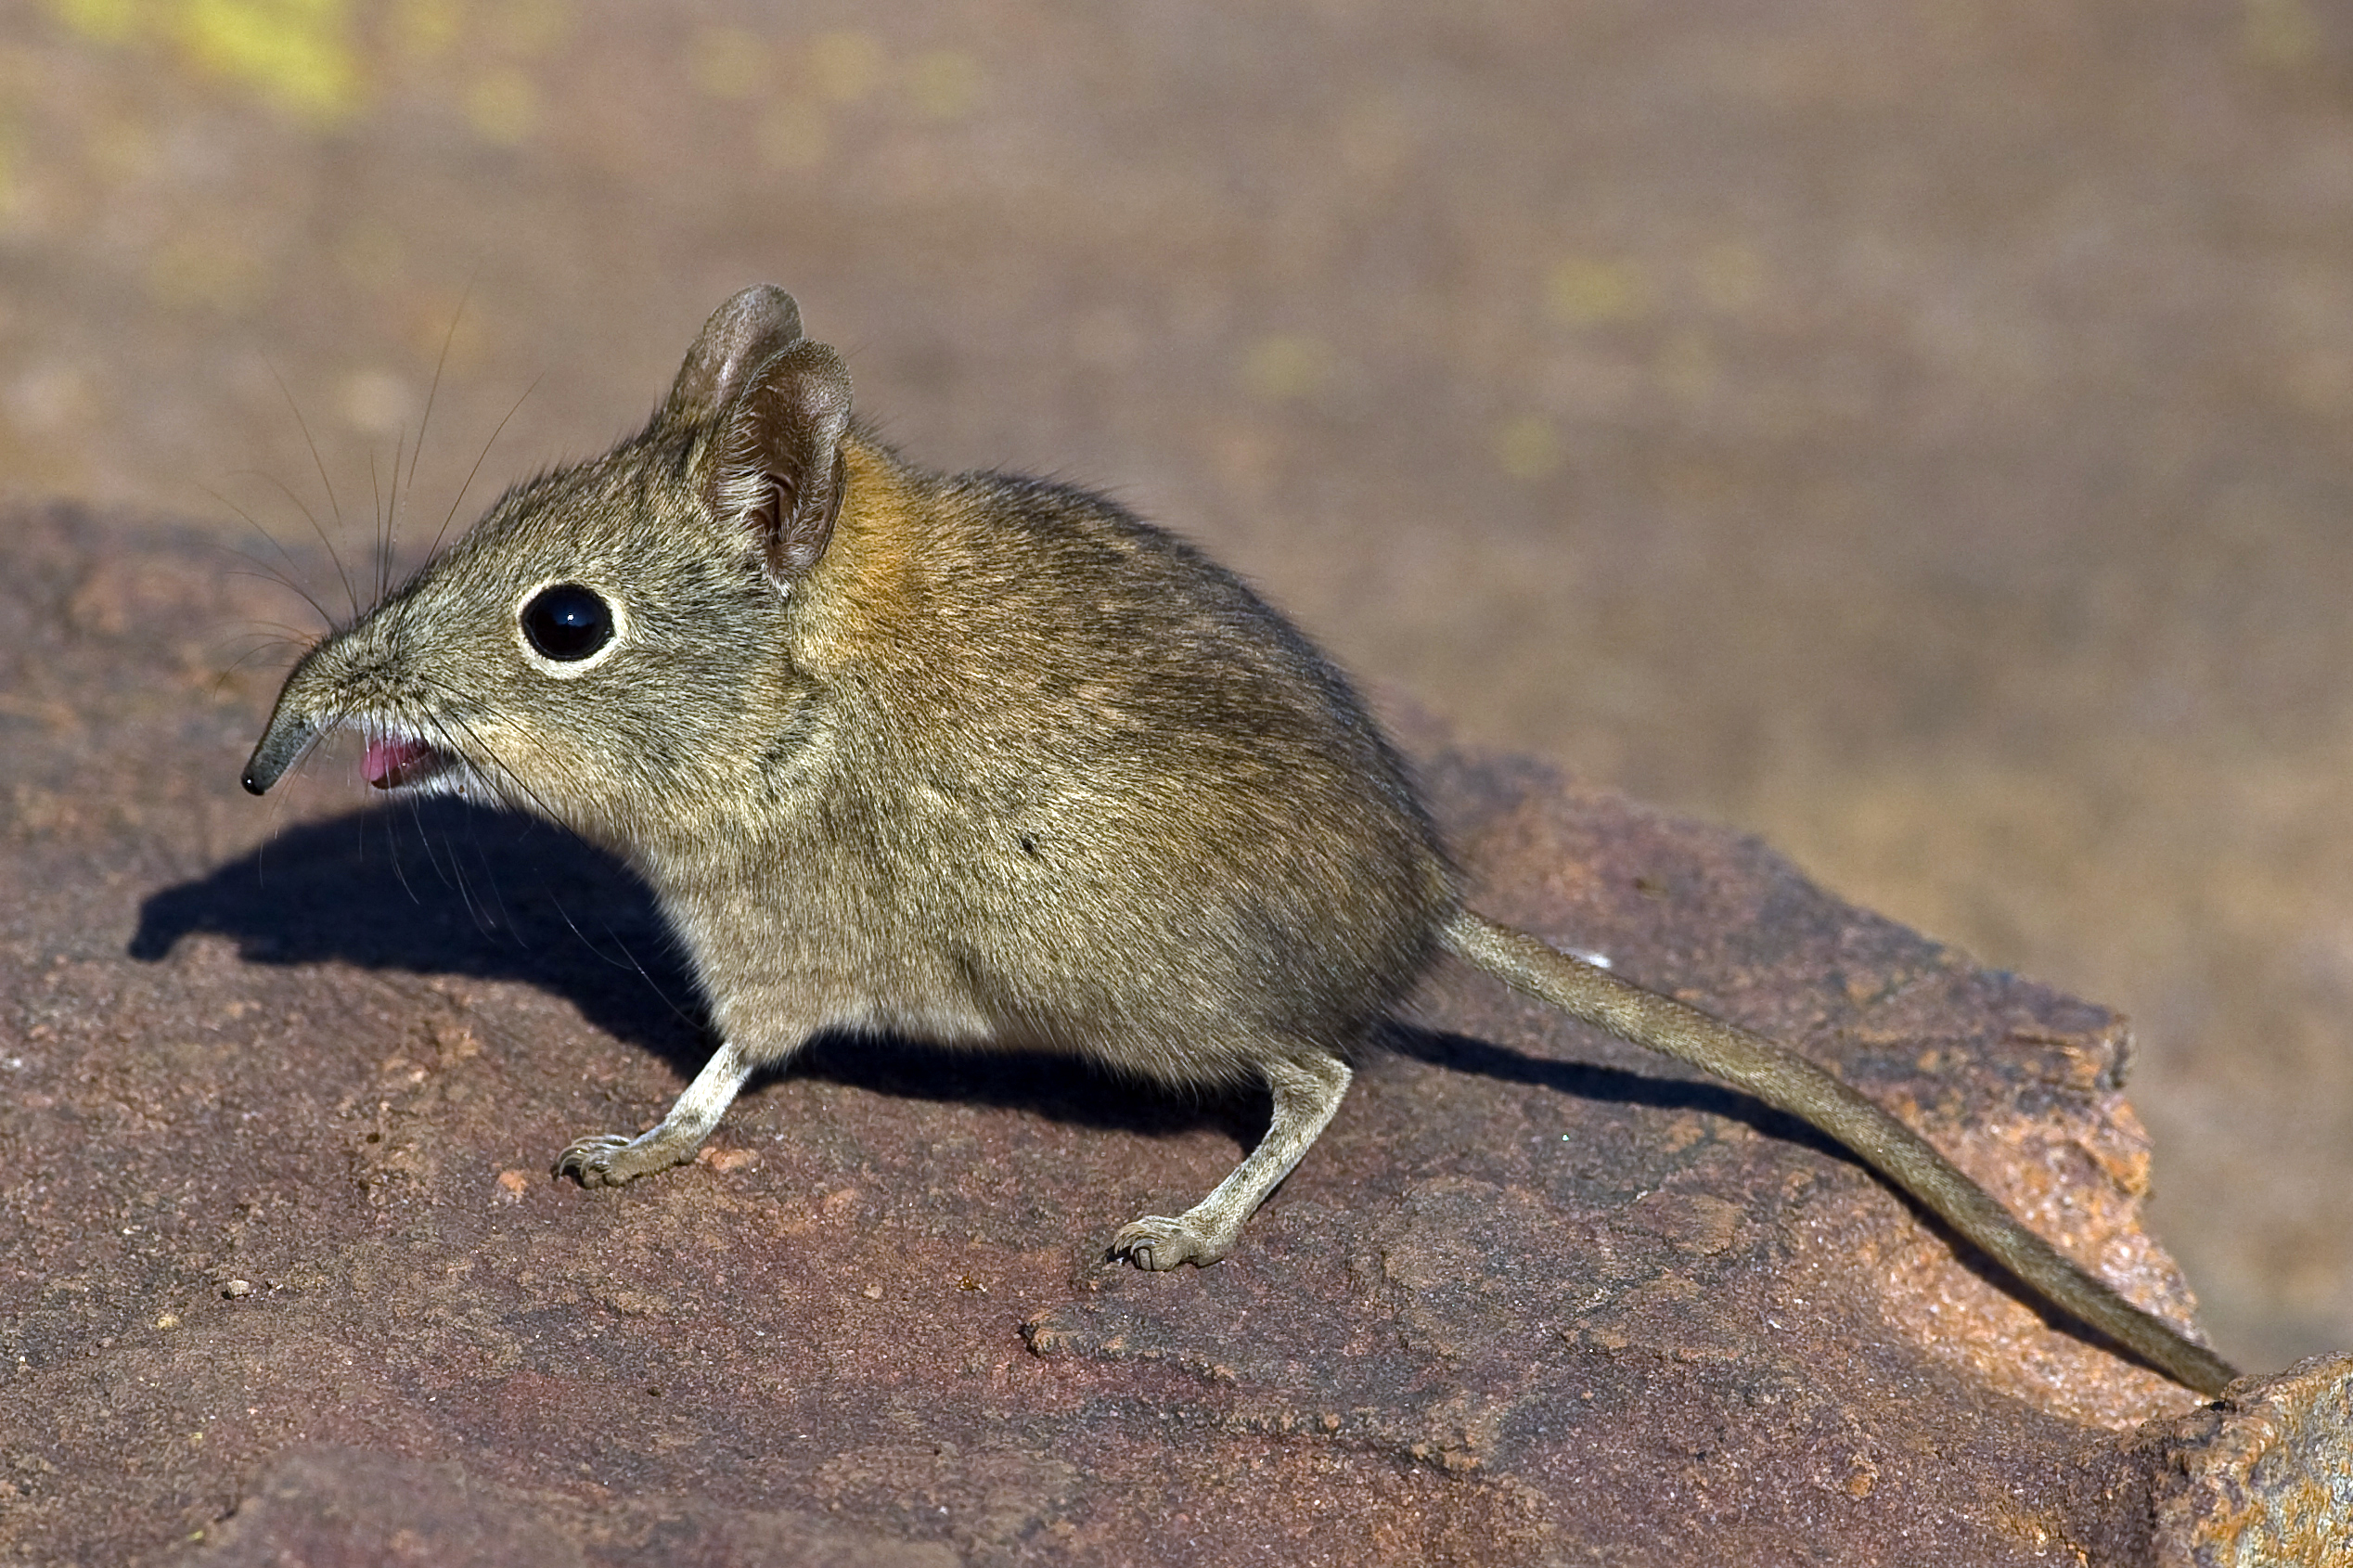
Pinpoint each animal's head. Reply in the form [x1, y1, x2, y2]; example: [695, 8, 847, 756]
[241, 286, 852, 846]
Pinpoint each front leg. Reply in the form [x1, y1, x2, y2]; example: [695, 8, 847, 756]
[1109, 1048, 1352, 1269]
[557, 1036, 764, 1188]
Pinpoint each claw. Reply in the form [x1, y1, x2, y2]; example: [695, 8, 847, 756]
[555, 1131, 663, 1189]
[1108, 1215, 1223, 1270]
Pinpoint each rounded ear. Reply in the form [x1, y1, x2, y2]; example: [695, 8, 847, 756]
[663, 286, 805, 426]
[701, 340, 854, 588]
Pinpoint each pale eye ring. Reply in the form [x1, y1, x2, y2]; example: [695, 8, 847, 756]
[521, 583, 613, 662]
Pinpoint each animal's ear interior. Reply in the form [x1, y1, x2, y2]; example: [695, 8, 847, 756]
[702, 340, 854, 586]
[664, 285, 805, 426]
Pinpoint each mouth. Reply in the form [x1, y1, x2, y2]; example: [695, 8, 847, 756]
[362, 732, 461, 791]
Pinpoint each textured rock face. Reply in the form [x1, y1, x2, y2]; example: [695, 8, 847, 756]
[0, 501, 2345, 1565]
[9, 0, 2353, 1386]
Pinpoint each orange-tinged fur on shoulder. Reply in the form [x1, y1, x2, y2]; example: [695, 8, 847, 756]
[795, 436, 930, 663]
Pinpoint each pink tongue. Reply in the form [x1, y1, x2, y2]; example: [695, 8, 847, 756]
[364, 737, 435, 790]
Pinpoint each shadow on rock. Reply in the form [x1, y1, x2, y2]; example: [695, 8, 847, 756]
[1390, 1026, 2186, 1368]
[1387, 1024, 1849, 1163]
[129, 799, 709, 1071]
[797, 1030, 1273, 1146]
[128, 799, 1262, 1147]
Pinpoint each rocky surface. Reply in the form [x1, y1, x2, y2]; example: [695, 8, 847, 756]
[8, 0, 2353, 1378]
[4, 503, 2346, 1565]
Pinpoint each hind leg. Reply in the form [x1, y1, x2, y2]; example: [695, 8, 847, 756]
[1109, 1048, 1352, 1269]
[555, 1036, 764, 1187]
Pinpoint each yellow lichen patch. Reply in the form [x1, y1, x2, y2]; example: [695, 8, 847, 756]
[49, 0, 364, 122]
[1491, 415, 1562, 482]
[2244, 0, 2321, 69]
[1546, 255, 1653, 328]
[1240, 334, 1333, 403]
[174, 0, 363, 122]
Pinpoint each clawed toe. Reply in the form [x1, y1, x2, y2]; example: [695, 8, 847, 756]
[555, 1132, 660, 1188]
[1107, 1215, 1226, 1271]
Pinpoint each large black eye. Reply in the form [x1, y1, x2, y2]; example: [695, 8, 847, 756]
[521, 583, 614, 662]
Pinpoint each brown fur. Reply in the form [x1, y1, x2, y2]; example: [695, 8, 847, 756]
[242, 287, 2236, 1393]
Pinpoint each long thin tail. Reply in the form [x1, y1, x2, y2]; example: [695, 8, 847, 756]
[1443, 909, 2239, 1397]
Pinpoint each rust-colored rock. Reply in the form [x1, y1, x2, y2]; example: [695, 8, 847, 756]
[1, 502, 2345, 1565]
[2129, 1356, 2353, 1568]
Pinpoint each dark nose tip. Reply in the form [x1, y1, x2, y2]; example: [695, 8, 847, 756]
[242, 713, 315, 797]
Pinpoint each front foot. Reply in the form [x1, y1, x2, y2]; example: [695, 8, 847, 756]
[1107, 1214, 1233, 1271]
[555, 1129, 693, 1189]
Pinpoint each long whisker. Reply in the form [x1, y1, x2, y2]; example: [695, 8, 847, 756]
[383, 778, 424, 909]
[411, 272, 473, 508]
[201, 488, 337, 630]
[210, 623, 315, 659]
[417, 713, 559, 945]
[329, 706, 429, 912]
[250, 690, 368, 896]
[213, 623, 315, 651]
[582, 911, 705, 1034]
[426, 371, 541, 566]
[238, 468, 361, 628]
[368, 280, 477, 643]
[305, 697, 362, 783]
[268, 365, 358, 620]
[418, 693, 577, 827]
[413, 700, 704, 1034]
[456, 799, 524, 942]
[209, 635, 311, 696]
[251, 697, 360, 891]
[369, 441, 396, 609]
[218, 559, 336, 629]
[298, 671, 709, 1038]
[398, 777, 479, 929]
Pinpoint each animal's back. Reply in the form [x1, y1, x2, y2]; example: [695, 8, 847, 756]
[788, 443, 1457, 1078]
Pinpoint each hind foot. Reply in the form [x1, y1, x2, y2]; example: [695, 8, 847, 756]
[555, 1129, 695, 1189]
[1108, 1214, 1234, 1270]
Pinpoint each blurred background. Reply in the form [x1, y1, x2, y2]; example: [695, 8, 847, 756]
[2, 0, 2348, 1374]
